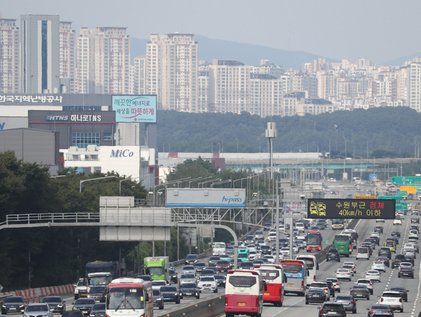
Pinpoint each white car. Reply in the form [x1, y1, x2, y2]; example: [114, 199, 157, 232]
[151, 280, 167, 291]
[356, 247, 370, 260]
[356, 279, 373, 295]
[379, 291, 404, 312]
[182, 266, 196, 275]
[403, 245, 417, 256]
[197, 276, 218, 293]
[408, 230, 419, 239]
[336, 268, 352, 281]
[248, 250, 258, 261]
[280, 247, 290, 257]
[365, 270, 381, 282]
[405, 241, 419, 253]
[376, 219, 385, 223]
[371, 260, 386, 272]
[393, 219, 402, 225]
[267, 232, 277, 242]
[370, 232, 380, 239]
[263, 255, 275, 263]
[343, 262, 356, 274]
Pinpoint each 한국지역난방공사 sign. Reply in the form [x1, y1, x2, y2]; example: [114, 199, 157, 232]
[307, 198, 396, 219]
[112, 95, 157, 123]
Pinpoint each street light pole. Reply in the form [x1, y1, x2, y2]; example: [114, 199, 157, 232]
[275, 181, 280, 263]
[265, 122, 277, 181]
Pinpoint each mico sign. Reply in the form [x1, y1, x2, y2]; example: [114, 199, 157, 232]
[110, 149, 134, 158]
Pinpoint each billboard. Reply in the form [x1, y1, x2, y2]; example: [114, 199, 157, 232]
[166, 188, 246, 208]
[112, 95, 157, 123]
[307, 198, 395, 219]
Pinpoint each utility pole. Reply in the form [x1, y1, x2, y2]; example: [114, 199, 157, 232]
[275, 181, 280, 263]
[265, 122, 277, 181]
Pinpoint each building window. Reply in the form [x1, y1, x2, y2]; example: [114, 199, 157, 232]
[103, 132, 113, 141]
[72, 132, 100, 148]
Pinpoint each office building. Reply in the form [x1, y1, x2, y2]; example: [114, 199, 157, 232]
[20, 14, 60, 94]
[408, 59, 421, 112]
[0, 19, 19, 93]
[59, 21, 75, 93]
[146, 33, 198, 112]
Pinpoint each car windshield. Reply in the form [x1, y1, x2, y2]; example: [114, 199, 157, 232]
[43, 297, 61, 303]
[160, 287, 176, 292]
[358, 248, 368, 253]
[92, 304, 105, 311]
[382, 292, 402, 297]
[336, 296, 352, 301]
[152, 281, 165, 285]
[90, 287, 105, 293]
[194, 263, 205, 267]
[372, 305, 390, 310]
[181, 274, 195, 278]
[183, 266, 194, 270]
[181, 283, 196, 288]
[76, 299, 95, 305]
[152, 290, 160, 296]
[200, 277, 214, 281]
[4, 297, 24, 303]
[322, 304, 344, 312]
[26, 305, 48, 312]
[186, 255, 197, 260]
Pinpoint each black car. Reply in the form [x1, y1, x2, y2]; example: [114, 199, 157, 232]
[306, 288, 326, 304]
[73, 298, 96, 316]
[214, 274, 226, 287]
[179, 283, 200, 299]
[168, 268, 178, 284]
[327, 249, 340, 262]
[208, 256, 221, 267]
[63, 312, 84, 317]
[325, 280, 336, 297]
[392, 254, 406, 268]
[239, 261, 254, 269]
[350, 285, 370, 300]
[260, 245, 271, 255]
[89, 303, 105, 317]
[391, 231, 401, 238]
[378, 247, 392, 259]
[374, 226, 384, 234]
[136, 274, 152, 281]
[1, 296, 25, 314]
[369, 236, 380, 246]
[152, 289, 164, 310]
[318, 303, 347, 317]
[193, 262, 206, 273]
[42, 296, 66, 314]
[87, 286, 106, 302]
[334, 295, 357, 314]
[367, 304, 394, 317]
[185, 254, 198, 265]
[404, 255, 415, 266]
[160, 286, 181, 304]
[390, 287, 408, 302]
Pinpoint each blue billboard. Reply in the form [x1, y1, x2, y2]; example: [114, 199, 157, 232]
[112, 95, 157, 123]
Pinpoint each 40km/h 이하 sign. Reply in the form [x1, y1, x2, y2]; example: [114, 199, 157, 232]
[307, 199, 396, 219]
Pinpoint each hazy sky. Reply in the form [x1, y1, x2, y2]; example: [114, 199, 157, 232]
[2, 0, 421, 63]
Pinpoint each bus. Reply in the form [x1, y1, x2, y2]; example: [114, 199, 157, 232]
[212, 242, 227, 256]
[331, 219, 345, 230]
[224, 270, 264, 317]
[105, 278, 153, 317]
[257, 264, 284, 307]
[237, 248, 250, 263]
[306, 230, 323, 252]
[296, 255, 318, 285]
[280, 260, 307, 296]
[333, 234, 353, 257]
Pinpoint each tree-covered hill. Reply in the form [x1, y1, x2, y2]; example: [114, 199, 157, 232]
[157, 107, 421, 158]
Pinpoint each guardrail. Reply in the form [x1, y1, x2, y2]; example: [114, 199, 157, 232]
[157, 295, 224, 317]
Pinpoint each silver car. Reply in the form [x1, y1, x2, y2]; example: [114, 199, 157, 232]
[24, 304, 53, 317]
[179, 273, 196, 285]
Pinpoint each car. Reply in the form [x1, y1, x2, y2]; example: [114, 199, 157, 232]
[378, 247, 392, 259]
[326, 278, 341, 293]
[63, 312, 84, 317]
[398, 262, 414, 278]
[239, 261, 254, 270]
[74, 278, 89, 300]
[179, 283, 201, 299]
[371, 260, 386, 272]
[168, 268, 178, 284]
[327, 248, 341, 262]
[336, 268, 352, 281]
[356, 279, 373, 295]
[185, 254, 198, 265]
[197, 276, 218, 293]
[262, 255, 275, 263]
[1, 296, 25, 314]
[367, 304, 394, 317]
[391, 231, 401, 238]
[179, 273, 196, 285]
[379, 291, 404, 312]
[343, 262, 356, 274]
[23, 304, 52, 317]
[88, 303, 105, 317]
[267, 232, 277, 242]
[253, 259, 265, 267]
[182, 265, 196, 275]
[389, 287, 408, 302]
[403, 244, 417, 255]
[393, 219, 402, 225]
[374, 226, 384, 234]
[152, 289, 164, 310]
[405, 241, 419, 253]
[200, 268, 217, 277]
[73, 299, 96, 316]
[254, 230, 265, 240]
[214, 274, 226, 287]
[41, 296, 66, 314]
[365, 270, 381, 282]
[260, 245, 271, 255]
[392, 254, 406, 268]
[411, 217, 420, 224]
[334, 295, 357, 314]
[350, 285, 370, 300]
[151, 280, 167, 291]
[306, 287, 327, 304]
[356, 247, 370, 260]
[193, 262, 206, 273]
[160, 286, 181, 304]
[310, 282, 331, 300]
[318, 302, 347, 317]
[87, 286, 106, 302]
[215, 260, 231, 272]
[377, 256, 390, 267]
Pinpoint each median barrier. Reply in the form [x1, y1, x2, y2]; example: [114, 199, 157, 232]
[157, 294, 224, 317]
[0, 284, 74, 303]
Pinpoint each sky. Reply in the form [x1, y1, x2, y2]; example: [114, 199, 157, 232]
[2, 0, 421, 63]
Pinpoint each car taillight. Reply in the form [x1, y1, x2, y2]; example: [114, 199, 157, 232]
[256, 297, 260, 306]
[301, 281, 304, 288]
[380, 298, 383, 302]
[314, 275, 316, 281]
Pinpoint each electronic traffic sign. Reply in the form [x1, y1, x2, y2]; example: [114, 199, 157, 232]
[307, 198, 396, 219]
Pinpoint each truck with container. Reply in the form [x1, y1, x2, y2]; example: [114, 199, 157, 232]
[144, 256, 169, 282]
